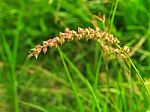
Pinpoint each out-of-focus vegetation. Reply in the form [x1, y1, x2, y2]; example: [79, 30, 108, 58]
[0, 0, 150, 112]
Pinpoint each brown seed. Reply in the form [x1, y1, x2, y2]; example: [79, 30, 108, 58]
[43, 47, 47, 54]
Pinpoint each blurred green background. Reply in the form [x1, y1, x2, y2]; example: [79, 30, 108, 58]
[0, 0, 150, 112]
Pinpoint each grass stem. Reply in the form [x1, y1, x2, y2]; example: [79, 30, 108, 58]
[109, 0, 120, 32]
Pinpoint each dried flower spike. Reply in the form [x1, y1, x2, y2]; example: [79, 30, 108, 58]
[28, 27, 129, 59]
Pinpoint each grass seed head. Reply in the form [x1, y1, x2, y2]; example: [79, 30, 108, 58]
[28, 27, 129, 59]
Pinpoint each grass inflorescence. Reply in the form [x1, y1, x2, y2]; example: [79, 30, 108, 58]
[28, 27, 130, 60]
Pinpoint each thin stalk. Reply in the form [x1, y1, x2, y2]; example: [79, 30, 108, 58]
[12, 1, 25, 111]
[116, 44, 150, 101]
[86, 80, 101, 112]
[59, 48, 101, 112]
[94, 52, 102, 89]
[127, 56, 150, 98]
[109, 0, 120, 32]
[91, 53, 102, 112]
[104, 61, 110, 111]
[58, 47, 84, 112]
[21, 101, 49, 112]
[1, 35, 19, 112]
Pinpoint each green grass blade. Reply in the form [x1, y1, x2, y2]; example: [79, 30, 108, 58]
[94, 54, 102, 90]
[58, 47, 85, 112]
[1, 35, 11, 63]
[91, 53, 102, 112]
[86, 80, 101, 112]
[1, 35, 19, 112]
[58, 48, 101, 112]
[21, 101, 49, 112]
[127, 56, 150, 98]
[109, 0, 120, 32]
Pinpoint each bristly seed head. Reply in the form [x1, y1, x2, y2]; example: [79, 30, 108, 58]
[28, 27, 130, 59]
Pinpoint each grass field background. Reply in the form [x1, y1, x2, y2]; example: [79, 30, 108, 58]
[0, 0, 150, 112]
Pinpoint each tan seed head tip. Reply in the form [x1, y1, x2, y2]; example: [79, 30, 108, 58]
[27, 53, 34, 59]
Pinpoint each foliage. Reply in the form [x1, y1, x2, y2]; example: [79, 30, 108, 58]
[0, 0, 150, 112]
